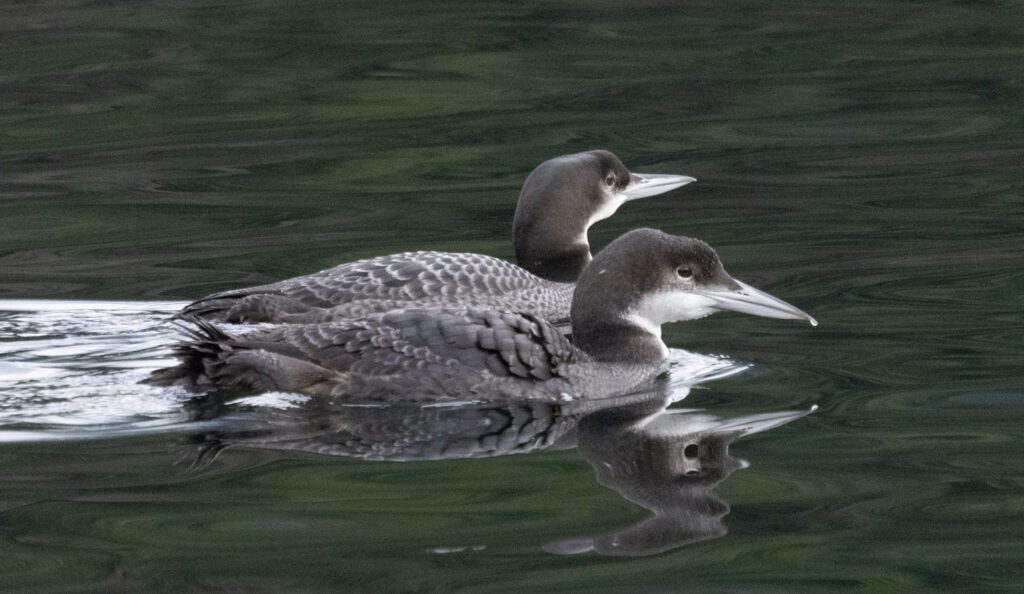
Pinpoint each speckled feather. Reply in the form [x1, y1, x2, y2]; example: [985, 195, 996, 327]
[147, 307, 607, 401]
[177, 251, 575, 324]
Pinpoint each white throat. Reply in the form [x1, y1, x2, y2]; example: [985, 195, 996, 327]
[590, 190, 628, 226]
[627, 290, 718, 329]
[622, 290, 716, 361]
[576, 188, 627, 246]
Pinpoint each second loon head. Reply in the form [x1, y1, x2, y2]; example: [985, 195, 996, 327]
[513, 150, 695, 283]
[571, 228, 817, 362]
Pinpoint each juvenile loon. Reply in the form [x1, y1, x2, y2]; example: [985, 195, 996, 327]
[148, 228, 816, 402]
[177, 150, 695, 324]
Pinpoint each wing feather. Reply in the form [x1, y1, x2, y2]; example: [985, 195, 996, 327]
[149, 307, 584, 398]
[177, 251, 572, 323]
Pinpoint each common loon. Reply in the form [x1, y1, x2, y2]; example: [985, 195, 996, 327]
[176, 150, 694, 324]
[148, 228, 816, 401]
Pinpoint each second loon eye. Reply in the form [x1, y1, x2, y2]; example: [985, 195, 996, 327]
[677, 267, 693, 279]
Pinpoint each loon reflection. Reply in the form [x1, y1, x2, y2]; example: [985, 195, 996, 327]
[177, 367, 813, 557]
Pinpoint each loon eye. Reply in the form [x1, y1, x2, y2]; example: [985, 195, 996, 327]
[604, 173, 615, 187]
[677, 267, 693, 279]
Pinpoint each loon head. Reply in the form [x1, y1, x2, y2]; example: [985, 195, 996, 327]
[571, 228, 816, 362]
[513, 151, 695, 283]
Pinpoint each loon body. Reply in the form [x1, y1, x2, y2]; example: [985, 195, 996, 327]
[178, 150, 694, 324]
[149, 228, 816, 402]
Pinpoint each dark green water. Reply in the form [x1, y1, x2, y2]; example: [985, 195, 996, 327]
[2, 0, 1023, 591]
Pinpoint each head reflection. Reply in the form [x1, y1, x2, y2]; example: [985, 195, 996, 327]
[546, 404, 813, 556]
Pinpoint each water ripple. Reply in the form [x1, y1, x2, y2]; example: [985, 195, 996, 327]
[0, 299, 187, 435]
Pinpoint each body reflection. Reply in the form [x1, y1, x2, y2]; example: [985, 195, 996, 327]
[180, 386, 668, 466]
[184, 394, 577, 465]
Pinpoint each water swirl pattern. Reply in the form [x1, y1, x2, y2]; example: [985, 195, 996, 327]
[2, 0, 1023, 589]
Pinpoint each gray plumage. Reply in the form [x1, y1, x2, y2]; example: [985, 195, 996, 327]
[178, 251, 575, 324]
[148, 308, 657, 402]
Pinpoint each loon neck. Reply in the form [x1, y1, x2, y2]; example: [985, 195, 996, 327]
[512, 170, 597, 282]
[515, 242, 591, 283]
[571, 318, 669, 365]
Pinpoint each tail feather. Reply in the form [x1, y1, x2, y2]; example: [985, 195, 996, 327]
[173, 292, 319, 324]
[143, 317, 239, 388]
[144, 317, 342, 397]
[173, 298, 237, 321]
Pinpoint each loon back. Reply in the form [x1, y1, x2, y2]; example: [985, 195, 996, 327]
[148, 308, 588, 400]
[177, 251, 575, 324]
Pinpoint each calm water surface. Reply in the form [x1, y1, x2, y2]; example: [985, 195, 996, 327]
[1, 0, 1022, 591]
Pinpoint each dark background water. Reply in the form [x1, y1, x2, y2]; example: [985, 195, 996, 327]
[2, 0, 1023, 591]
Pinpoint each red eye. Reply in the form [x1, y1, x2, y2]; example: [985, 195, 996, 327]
[677, 267, 693, 279]
[605, 174, 615, 187]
